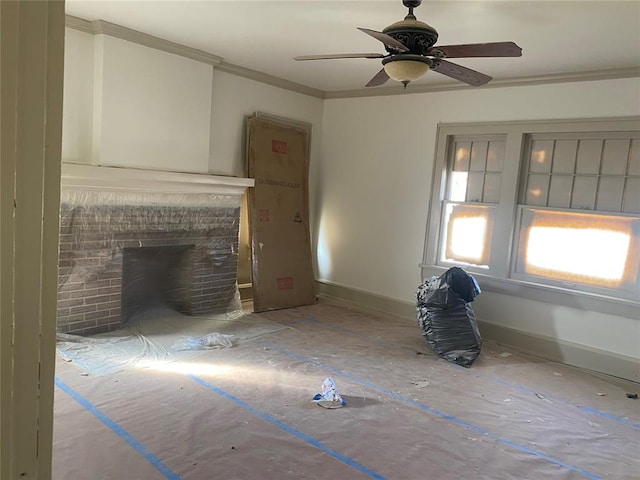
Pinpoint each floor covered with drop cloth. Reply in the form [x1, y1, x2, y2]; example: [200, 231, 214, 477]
[53, 302, 639, 480]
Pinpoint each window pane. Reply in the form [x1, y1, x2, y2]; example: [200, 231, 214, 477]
[470, 141, 488, 172]
[601, 139, 629, 175]
[453, 141, 471, 171]
[576, 139, 602, 174]
[516, 208, 639, 290]
[440, 203, 493, 267]
[526, 135, 634, 215]
[571, 176, 597, 210]
[552, 140, 577, 173]
[529, 140, 553, 173]
[483, 173, 501, 204]
[486, 141, 505, 172]
[525, 174, 549, 206]
[596, 177, 624, 212]
[448, 171, 468, 202]
[548, 176, 573, 208]
[623, 177, 640, 214]
[466, 172, 484, 202]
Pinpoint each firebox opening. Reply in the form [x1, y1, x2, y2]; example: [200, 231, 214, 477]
[121, 245, 195, 323]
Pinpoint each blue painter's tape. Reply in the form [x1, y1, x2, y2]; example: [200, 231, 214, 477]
[578, 405, 640, 429]
[303, 314, 640, 431]
[187, 374, 386, 480]
[256, 340, 603, 480]
[55, 377, 180, 480]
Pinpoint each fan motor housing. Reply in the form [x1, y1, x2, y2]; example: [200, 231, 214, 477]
[382, 19, 438, 55]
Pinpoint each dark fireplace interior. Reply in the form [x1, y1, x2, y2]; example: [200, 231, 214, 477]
[121, 245, 195, 323]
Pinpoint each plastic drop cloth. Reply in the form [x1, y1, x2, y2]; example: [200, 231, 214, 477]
[416, 267, 482, 367]
[54, 302, 640, 480]
[56, 307, 288, 376]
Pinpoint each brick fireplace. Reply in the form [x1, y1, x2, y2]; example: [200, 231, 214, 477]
[57, 164, 254, 336]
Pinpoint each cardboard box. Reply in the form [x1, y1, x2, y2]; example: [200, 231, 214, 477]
[246, 116, 316, 312]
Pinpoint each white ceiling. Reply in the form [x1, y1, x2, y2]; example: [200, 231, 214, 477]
[65, 1, 640, 94]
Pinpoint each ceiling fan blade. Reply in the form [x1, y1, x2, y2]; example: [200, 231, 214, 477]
[431, 60, 492, 86]
[294, 53, 386, 61]
[365, 68, 390, 87]
[429, 41, 522, 58]
[357, 27, 409, 52]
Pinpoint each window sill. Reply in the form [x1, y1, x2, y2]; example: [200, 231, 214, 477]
[419, 264, 639, 320]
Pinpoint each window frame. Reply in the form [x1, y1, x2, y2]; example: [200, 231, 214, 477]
[421, 117, 640, 320]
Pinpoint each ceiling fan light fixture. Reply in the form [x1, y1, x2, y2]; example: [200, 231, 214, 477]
[294, 0, 522, 89]
[382, 56, 430, 86]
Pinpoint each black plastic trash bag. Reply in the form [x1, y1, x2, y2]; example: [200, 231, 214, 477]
[416, 267, 482, 367]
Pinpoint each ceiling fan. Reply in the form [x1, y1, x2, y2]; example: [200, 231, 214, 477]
[294, 0, 522, 88]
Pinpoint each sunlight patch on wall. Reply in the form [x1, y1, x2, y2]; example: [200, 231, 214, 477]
[316, 214, 334, 279]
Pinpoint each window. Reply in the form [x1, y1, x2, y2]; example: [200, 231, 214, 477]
[423, 118, 640, 309]
[439, 136, 504, 268]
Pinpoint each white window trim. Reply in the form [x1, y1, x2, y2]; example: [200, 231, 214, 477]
[422, 116, 640, 320]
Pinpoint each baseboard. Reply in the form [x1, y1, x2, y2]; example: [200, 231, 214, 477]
[316, 280, 416, 320]
[315, 280, 640, 383]
[477, 321, 639, 383]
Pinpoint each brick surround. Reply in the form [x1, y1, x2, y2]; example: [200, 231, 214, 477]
[57, 193, 242, 336]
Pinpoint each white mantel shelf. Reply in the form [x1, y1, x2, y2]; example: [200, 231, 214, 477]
[61, 163, 254, 195]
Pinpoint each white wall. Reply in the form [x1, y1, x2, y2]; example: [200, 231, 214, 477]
[318, 78, 640, 362]
[97, 35, 213, 172]
[64, 30, 213, 171]
[62, 28, 94, 163]
[63, 28, 324, 179]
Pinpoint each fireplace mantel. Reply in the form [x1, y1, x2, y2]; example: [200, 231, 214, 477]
[61, 163, 254, 195]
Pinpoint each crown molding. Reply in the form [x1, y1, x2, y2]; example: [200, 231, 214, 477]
[65, 15, 639, 101]
[215, 62, 325, 99]
[324, 67, 640, 99]
[65, 14, 94, 34]
[65, 15, 223, 66]
[65, 14, 324, 98]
